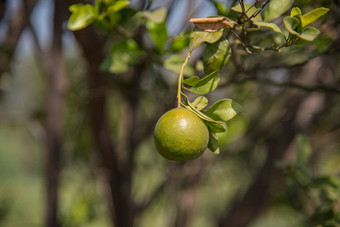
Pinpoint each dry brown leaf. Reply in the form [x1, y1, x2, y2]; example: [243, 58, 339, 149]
[189, 17, 234, 32]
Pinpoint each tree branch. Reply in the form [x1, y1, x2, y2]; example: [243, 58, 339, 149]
[228, 77, 340, 94]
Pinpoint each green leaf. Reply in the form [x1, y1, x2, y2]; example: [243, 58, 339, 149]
[231, 3, 262, 22]
[203, 99, 241, 122]
[100, 39, 144, 73]
[146, 21, 167, 52]
[264, 0, 294, 22]
[230, 4, 246, 13]
[290, 7, 302, 17]
[207, 131, 220, 154]
[182, 94, 222, 125]
[107, 0, 130, 13]
[253, 21, 284, 36]
[309, 176, 340, 189]
[141, 8, 167, 23]
[189, 29, 223, 51]
[192, 96, 208, 110]
[298, 26, 320, 41]
[296, 134, 311, 164]
[170, 32, 190, 52]
[301, 7, 329, 27]
[68, 4, 98, 31]
[183, 96, 226, 134]
[163, 55, 195, 77]
[283, 16, 301, 36]
[202, 39, 231, 74]
[183, 76, 199, 86]
[284, 20, 320, 42]
[184, 71, 220, 95]
[205, 121, 226, 133]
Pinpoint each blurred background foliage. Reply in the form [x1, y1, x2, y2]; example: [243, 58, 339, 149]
[0, 0, 340, 226]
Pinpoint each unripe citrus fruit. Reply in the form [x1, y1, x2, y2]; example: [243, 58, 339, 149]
[154, 108, 209, 161]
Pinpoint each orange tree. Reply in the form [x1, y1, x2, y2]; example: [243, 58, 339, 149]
[63, 0, 340, 227]
[1, 0, 337, 226]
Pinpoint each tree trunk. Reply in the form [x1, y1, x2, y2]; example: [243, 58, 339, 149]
[0, 0, 37, 79]
[71, 23, 136, 226]
[44, 1, 68, 226]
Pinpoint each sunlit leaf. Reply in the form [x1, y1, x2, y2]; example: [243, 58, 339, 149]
[253, 21, 284, 36]
[284, 20, 320, 42]
[301, 7, 329, 27]
[68, 4, 98, 31]
[141, 8, 167, 23]
[183, 76, 199, 86]
[163, 55, 195, 77]
[207, 131, 220, 154]
[290, 7, 302, 17]
[184, 71, 220, 95]
[298, 26, 320, 41]
[107, 0, 130, 13]
[192, 96, 208, 110]
[183, 94, 222, 125]
[264, 0, 294, 22]
[203, 39, 231, 74]
[189, 29, 223, 51]
[203, 99, 241, 122]
[283, 16, 301, 36]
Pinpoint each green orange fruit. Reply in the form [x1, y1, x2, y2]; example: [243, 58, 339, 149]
[154, 108, 209, 161]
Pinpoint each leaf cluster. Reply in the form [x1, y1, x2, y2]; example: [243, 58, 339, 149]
[230, 0, 329, 51]
[178, 30, 241, 154]
[173, 0, 328, 155]
[277, 134, 340, 226]
[68, 0, 130, 31]
[283, 7, 329, 44]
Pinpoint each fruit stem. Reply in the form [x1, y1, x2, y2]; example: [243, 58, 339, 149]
[177, 51, 191, 108]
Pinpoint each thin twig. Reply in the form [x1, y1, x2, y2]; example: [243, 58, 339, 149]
[237, 0, 248, 39]
[250, 44, 286, 52]
[231, 30, 252, 54]
[177, 51, 191, 107]
[238, 0, 249, 19]
[246, 0, 259, 13]
[246, 0, 270, 22]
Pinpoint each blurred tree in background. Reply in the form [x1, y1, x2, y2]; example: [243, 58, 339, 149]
[0, 0, 340, 227]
